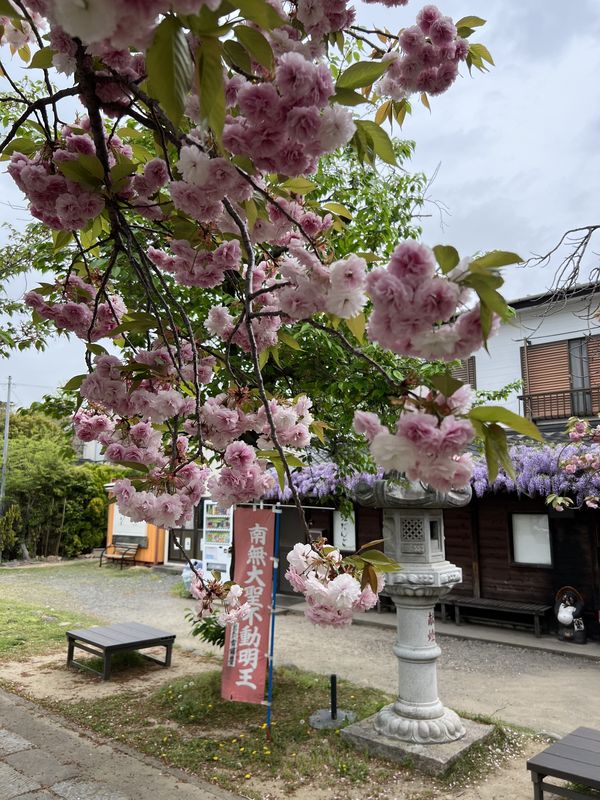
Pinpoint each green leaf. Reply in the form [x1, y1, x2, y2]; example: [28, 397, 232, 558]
[236, 0, 285, 28]
[63, 374, 87, 391]
[146, 16, 193, 126]
[51, 230, 73, 252]
[470, 250, 522, 270]
[420, 92, 431, 111]
[282, 177, 317, 195]
[469, 405, 543, 442]
[470, 42, 494, 66]
[433, 244, 459, 274]
[430, 373, 463, 398]
[355, 120, 397, 166]
[197, 37, 225, 142]
[359, 549, 401, 572]
[0, 0, 23, 18]
[483, 423, 513, 483]
[223, 39, 252, 74]
[115, 461, 150, 473]
[234, 25, 273, 69]
[86, 343, 107, 356]
[331, 88, 370, 106]
[278, 330, 302, 351]
[322, 202, 352, 220]
[27, 47, 54, 69]
[346, 312, 365, 343]
[336, 60, 388, 90]
[258, 449, 305, 468]
[0, 136, 37, 159]
[57, 156, 104, 189]
[456, 16, 486, 28]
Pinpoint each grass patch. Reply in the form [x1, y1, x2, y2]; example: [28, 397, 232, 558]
[170, 581, 191, 598]
[52, 666, 399, 793]
[45, 666, 537, 797]
[0, 598, 100, 661]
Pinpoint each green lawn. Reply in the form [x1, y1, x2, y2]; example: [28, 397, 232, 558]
[49, 666, 530, 799]
[0, 598, 99, 661]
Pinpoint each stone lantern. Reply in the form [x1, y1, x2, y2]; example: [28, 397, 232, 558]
[342, 478, 491, 774]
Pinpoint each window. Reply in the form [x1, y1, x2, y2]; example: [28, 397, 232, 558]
[451, 356, 477, 388]
[512, 514, 552, 566]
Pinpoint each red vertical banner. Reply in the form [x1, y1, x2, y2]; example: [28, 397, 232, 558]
[221, 508, 275, 704]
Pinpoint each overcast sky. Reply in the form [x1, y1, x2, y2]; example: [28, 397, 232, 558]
[2, 0, 600, 406]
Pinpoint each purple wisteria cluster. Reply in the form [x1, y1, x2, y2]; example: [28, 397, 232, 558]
[472, 444, 600, 507]
[263, 462, 384, 502]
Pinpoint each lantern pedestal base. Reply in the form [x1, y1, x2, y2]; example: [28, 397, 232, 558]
[341, 714, 494, 777]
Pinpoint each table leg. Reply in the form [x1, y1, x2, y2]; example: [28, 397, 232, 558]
[534, 615, 541, 638]
[67, 638, 74, 669]
[455, 605, 461, 625]
[531, 771, 544, 800]
[165, 642, 173, 668]
[103, 651, 112, 681]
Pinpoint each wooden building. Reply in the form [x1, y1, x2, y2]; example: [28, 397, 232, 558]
[105, 495, 165, 566]
[443, 493, 600, 637]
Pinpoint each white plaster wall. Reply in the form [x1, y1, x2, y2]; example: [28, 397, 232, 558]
[473, 294, 599, 414]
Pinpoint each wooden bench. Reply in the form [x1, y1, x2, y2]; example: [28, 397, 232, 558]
[439, 596, 552, 638]
[67, 622, 176, 681]
[527, 727, 600, 798]
[99, 543, 139, 569]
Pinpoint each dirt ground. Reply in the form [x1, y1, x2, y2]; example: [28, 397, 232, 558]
[1, 562, 595, 799]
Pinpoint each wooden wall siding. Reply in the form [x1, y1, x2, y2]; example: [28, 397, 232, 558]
[477, 496, 556, 603]
[356, 506, 383, 551]
[442, 506, 475, 596]
[551, 516, 598, 606]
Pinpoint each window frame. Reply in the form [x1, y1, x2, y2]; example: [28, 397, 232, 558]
[509, 512, 553, 569]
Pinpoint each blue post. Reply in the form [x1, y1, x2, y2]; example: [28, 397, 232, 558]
[266, 505, 281, 740]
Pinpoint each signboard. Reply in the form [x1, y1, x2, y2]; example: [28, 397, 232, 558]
[333, 509, 356, 551]
[221, 508, 275, 704]
[113, 508, 147, 537]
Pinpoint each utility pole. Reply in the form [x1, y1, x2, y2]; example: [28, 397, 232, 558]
[0, 375, 11, 515]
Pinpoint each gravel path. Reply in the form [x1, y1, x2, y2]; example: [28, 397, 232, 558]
[2, 561, 599, 738]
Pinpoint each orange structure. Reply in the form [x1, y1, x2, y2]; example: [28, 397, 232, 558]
[105, 485, 165, 566]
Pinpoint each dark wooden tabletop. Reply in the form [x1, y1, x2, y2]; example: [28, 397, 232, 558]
[527, 727, 600, 790]
[66, 622, 176, 649]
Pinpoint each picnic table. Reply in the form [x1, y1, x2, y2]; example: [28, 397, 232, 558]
[66, 622, 176, 681]
[527, 727, 600, 798]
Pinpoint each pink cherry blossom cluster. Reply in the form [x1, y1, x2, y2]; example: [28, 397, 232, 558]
[27, 0, 208, 52]
[251, 198, 333, 247]
[0, 13, 41, 48]
[377, 5, 469, 100]
[79, 351, 209, 421]
[8, 150, 105, 231]
[182, 392, 313, 454]
[354, 386, 475, 492]
[366, 240, 499, 360]
[191, 575, 250, 627]
[222, 51, 355, 177]
[566, 417, 600, 444]
[147, 238, 242, 289]
[278, 250, 368, 321]
[24, 275, 126, 341]
[285, 540, 384, 627]
[113, 464, 210, 528]
[169, 146, 254, 225]
[295, 0, 355, 38]
[207, 441, 275, 508]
